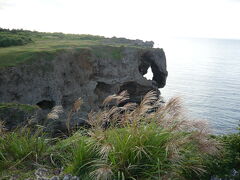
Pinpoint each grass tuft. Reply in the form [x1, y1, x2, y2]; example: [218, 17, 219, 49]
[0, 126, 48, 173]
[63, 91, 219, 179]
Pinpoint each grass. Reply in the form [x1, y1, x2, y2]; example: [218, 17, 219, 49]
[64, 91, 219, 179]
[0, 40, 132, 67]
[0, 91, 239, 179]
[200, 132, 240, 180]
[92, 45, 125, 60]
[0, 127, 48, 179]
[0, 40, 95, 67]
[0, 28, 150, 67]
[0, 103, 39, 113]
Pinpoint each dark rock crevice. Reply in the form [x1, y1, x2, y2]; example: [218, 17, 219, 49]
[94, 82, 115, 107]
[36, 100, 55, 110]
[119, 81, 158, 103]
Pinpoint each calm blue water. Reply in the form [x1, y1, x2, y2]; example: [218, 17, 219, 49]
[155, 38, 240, 134]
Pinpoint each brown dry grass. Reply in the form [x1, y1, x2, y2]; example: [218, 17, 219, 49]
[86, 90, 219, 156]
[0, 120, 6, 135]
[66, 98, 83, 133]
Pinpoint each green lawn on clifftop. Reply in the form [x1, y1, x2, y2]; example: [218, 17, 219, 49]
[0, 28, 152, 67]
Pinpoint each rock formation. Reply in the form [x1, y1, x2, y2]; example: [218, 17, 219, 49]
[0, 45, 167, 129]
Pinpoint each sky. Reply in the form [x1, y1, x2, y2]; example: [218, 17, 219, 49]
[0, 0, 240, 41]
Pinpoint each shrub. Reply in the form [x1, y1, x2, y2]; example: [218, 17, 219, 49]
[0, 34, 32, 47]
[199, 128, 240, 180]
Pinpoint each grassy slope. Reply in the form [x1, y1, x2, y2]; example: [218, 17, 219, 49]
[0, 30, 146, 67]
[0, 103, 39, 113]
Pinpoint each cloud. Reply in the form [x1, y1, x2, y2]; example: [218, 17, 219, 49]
[0, 0, 240, 39]
[227, 0, 240, 3]
[0, 0, 14, 9]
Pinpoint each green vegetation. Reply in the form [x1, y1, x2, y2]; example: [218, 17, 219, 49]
[92, 45, 124, 60]
[0, 103, 39, 113]
[0, 127, 47, 169]
[0, 33, 32, 47]
[0, 28, 33, 47]
[0, 103, 39, 132]
[0, 126, 48, 179]
[200, 131, 240, 179]
[0, 28, 150, 68]
[1, 91, 239, 179]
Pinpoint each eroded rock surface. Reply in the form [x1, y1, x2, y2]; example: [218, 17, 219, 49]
[0, 46, 167, 127]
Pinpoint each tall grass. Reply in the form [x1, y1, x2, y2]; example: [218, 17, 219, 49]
[0, 126, 48, 172]
[63, 91, 219, 179]
[0, 91, 226, 179]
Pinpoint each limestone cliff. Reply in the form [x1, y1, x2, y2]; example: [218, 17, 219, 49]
[0, 45, 167, 127]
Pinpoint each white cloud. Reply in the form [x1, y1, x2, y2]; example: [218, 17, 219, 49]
[0, 0, 14, 9]
[0, 0, 240, 39]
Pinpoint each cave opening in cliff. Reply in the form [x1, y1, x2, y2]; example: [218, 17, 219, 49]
[119, 81, 153, 105]
[94, 82, 113, 106]
[139, 52, 154, 81]
[37, 100, 55, 110]
[139, 52, 166, 88]
[143, 67, 153, 80]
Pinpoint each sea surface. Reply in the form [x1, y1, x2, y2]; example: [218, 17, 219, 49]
[149, 38, 240, 134]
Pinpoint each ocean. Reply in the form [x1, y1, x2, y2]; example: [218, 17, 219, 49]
[151, 38, 240, 134]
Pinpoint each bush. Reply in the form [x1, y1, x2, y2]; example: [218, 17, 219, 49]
[200, 130, 240, 179]
[0, 34, 32, 47]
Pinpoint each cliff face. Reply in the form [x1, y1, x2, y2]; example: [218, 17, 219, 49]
[0, 46, 167, 125]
